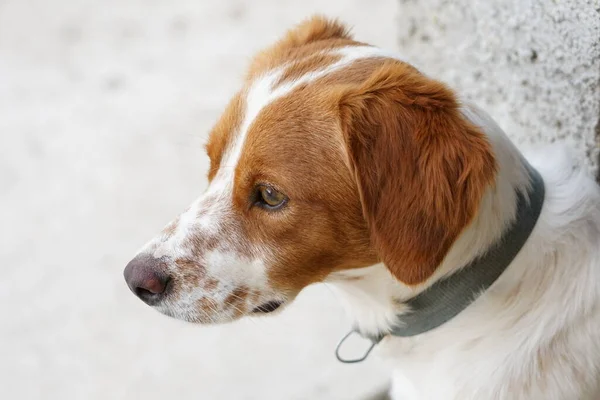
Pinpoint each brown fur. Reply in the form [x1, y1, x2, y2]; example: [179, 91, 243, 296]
[161, 216, 180, 238]
[224, 286, 249, 317]
[273, 53, 342, 88]
[246, 15, 362, 80]
[334, 62, 497, 284]
[231, 88, 377, 293]
[201, 17, 497, 295]
[205, 92, 245, 181]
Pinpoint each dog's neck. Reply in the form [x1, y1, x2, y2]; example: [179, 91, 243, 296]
[326, 103, 536, 338]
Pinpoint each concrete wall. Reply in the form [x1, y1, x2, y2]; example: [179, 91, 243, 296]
[397, 0, 600, 177]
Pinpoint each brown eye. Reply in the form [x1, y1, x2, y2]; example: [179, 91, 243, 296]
[257, 185, 287, 209]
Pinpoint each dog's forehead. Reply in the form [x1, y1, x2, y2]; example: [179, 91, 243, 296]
[208, 45, 404, 176]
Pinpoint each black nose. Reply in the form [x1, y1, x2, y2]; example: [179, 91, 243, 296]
[123, 254, 170, 305]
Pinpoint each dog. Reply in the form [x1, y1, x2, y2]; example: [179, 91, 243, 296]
[123, 16, 600, 399]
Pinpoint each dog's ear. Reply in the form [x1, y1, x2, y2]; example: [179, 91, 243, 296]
[335, 62, 497, 285]
[248, 15, 352, 78]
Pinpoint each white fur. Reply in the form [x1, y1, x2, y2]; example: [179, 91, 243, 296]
[143, 45, 401, 259]
[131, 42, 600, 397]
[224, 44, 403, 180]
[327, 104, 600, 399]
[133, 45, 410, 318]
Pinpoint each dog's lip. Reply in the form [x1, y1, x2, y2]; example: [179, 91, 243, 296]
[251, 300, 284, 314]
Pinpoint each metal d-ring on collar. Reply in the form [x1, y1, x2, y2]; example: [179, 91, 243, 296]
[334, 160, 545, 364]
[335, 330, 384, 364]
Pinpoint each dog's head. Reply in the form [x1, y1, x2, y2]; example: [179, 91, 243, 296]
[123, 16, 496, 323]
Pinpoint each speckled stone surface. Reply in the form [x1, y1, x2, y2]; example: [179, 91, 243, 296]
[396, 0, 600, 176]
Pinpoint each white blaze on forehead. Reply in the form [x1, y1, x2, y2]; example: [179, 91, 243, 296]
[221, 45, 406, 178]
[167, 46, 404, 250]
[140, 46, 406, 261]
[132, 45, 408, 322]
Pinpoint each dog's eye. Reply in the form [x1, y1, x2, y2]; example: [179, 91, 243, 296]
[256, 185, 287, 209]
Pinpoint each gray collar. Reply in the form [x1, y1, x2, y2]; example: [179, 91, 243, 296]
[336, 161, 545, 363]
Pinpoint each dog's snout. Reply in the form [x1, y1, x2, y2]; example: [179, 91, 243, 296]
[124, 254, 170, 305]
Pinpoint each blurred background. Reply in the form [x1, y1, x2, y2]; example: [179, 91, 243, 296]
[1, 0, 598, 399]
[0, 1, 396, 399]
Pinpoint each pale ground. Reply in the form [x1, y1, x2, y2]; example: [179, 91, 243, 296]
[0, 1, 399, 399]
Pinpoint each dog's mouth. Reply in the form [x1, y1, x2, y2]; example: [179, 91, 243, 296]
[251, 300, 283, 314]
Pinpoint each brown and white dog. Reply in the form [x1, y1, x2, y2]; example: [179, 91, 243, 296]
[124, 17, 600, 399]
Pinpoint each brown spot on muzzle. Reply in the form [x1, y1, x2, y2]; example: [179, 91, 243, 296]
[203, 277, 219, 291]
[182, 230, 221, 259]
[224, 287, 249, 317]
[197, 297, 220, 319]
[174, 258, 206, 272]
[173, 258, 207, 292]
[161, 216, 180, 238]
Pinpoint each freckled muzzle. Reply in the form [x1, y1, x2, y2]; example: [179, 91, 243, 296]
[123, 250, 287, 323]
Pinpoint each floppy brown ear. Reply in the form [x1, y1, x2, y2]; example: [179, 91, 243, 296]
[247, 15, 353, 78]
[336, 62, 497, 285]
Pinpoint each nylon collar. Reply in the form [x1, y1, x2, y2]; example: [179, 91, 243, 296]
[336, 161, 545, 363]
